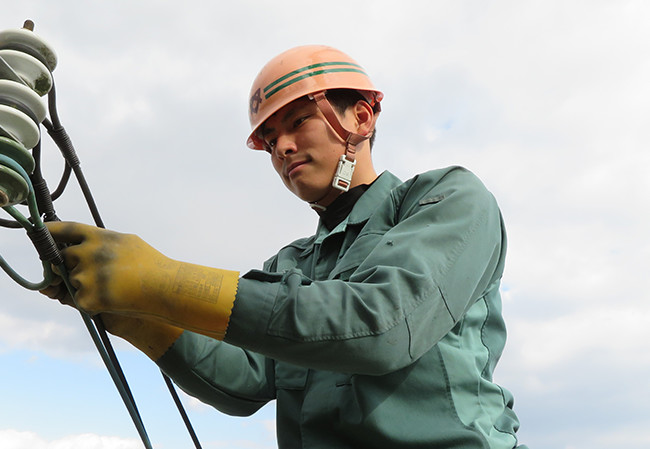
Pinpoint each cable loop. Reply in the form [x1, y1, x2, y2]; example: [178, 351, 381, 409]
[0, 21, 204, 448]
[26, 225, 63, 265]
[46, 125, 80, 168]
[31, 177, 58, 221]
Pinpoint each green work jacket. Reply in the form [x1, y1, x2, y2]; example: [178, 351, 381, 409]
[158, 166, 527, 448]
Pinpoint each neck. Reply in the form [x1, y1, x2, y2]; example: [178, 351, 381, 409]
[309, 139, 376, 211]
[309, 168, 377, 212]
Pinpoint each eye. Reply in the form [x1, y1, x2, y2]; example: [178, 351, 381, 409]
[293, 115, 310, 128]
[264, 138, 277, 153]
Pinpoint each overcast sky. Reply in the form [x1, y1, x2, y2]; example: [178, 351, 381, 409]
[1, 1, 649, 448]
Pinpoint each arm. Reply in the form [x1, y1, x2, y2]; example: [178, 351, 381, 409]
[157, 331, 276, 416]
[45, 169, 504, 376]
[100, 313, 183, 360]
[101, 314, 275, 416]
[226, 168, 506, 374]
[44, 222, 240, 340]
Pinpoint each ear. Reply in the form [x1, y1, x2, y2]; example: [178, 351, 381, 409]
[353, 100, 375, 136]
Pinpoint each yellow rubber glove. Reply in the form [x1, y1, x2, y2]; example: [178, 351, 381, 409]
[100, 313, 184, 361]
[39, 270, 74, 306]
[45, 221, 239, 340]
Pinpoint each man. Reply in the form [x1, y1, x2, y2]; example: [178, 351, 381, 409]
[43, 45, 527, 448]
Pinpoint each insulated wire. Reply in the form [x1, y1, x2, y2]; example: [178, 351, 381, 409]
[57, 264, 155, 449]
[0, 153, 154, 449]
[50, 159, 71, 200]
[44, 83, 104, 228]
[43, 81, 204, 449]
[37, 84, 152, 445]
[0, 24, 171, 448]
[0, 155, 52, 290]
[0, 210, 52, 290]
[0, 67, 203, 449]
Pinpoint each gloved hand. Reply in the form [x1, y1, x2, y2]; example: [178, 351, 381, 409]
[40, 275, 184, 360]
[45, 221, 239, 340]
[101, 313, 184, 361]
[39, 269, 74, 306]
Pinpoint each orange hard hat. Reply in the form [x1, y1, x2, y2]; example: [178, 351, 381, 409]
[246, 45, 383, 150]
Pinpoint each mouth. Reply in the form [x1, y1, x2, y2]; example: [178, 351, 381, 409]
[286, 160, 308, 178]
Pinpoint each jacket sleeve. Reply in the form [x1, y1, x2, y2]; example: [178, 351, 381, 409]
[156, 330, 276, 416]
[226, 168, 507, 375]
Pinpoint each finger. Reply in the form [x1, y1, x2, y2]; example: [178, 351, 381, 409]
[39, 273, 63, 297]
[39, 282, 75, 307]
[66, 265, 84, 293]
[67, 271, 103, 315]
[51, 263, 62, 276]
[39, 283, 60, 298]
[58, 243, 83, 271]
[47, 272, 63, 285]
[45, 221, 96, 244]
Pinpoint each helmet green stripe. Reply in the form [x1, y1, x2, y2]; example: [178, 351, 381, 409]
[263, 62, 366, 99]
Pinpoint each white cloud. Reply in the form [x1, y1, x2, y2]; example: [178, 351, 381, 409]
[103, 94, 154, 128]
[507, 305, 650, 375]
[180, 390, 213, 413]
[2, 2, 650, 449]
[0, 429, 141, 449]
[261, 420, 277, 442]
[0, 312, 75, 351]
[572, 423, 650, 449]
[523, 422, 650, 449]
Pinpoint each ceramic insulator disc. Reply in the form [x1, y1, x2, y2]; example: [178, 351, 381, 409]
[0, 104, 40, 150]
[0, 164, 29, 207]
[0, 27, 57, 71]
[0, 50, 52, 96]
[0, 79, 47, 122]
[0, 136, 35, 174]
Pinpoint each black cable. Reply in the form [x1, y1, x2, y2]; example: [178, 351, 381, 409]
[0, 217, 22, 228]
[92, 315, 145, 421]
[42, 116, 104, 229]
[38, 83, 151, 448]
[162, 373, 204, 449]
[26, 225, 63, 266]
[43, 81, 203, 449]
[50, 160, 71, 200]
[30, 141, 60, 223]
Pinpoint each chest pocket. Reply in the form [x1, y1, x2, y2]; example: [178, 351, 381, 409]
[328, 230, 386, 281]
[274, 361, 309, 390]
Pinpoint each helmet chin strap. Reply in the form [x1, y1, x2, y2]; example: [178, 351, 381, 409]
[308, 91, 375, 211]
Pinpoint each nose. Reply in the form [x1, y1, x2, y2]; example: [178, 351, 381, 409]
[274, 133, 297, 159]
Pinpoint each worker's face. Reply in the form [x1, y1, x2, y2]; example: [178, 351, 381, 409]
[261, 97, 352, 204]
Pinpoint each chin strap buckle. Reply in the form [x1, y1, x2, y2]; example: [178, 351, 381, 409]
[332, 155, 356, 192]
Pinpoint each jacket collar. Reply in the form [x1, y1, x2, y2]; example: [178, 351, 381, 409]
[347, 171, 402, 225]
[314, 171, 402, 241]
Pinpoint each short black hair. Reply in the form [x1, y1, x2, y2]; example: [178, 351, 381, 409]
[326, 89, 377, 149]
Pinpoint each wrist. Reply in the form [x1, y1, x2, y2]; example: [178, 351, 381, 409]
[101, 313, 183, 361]
[158, 263, 240, 340]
